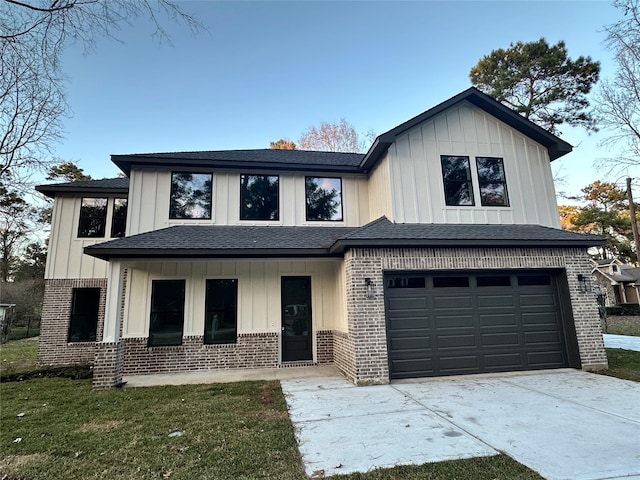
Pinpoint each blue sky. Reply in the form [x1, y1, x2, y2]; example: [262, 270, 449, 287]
[57, 0, 635, 200]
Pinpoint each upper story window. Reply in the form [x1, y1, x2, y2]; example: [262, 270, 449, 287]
[240, 174, 279, 221]
[441, 156, 474, 206]
[305, 177, 343, 221]
[78, 198, 108, 237]
[110, 198, 128, 238]
[476, 157, 509, 207]
[169, 172, 212, 219]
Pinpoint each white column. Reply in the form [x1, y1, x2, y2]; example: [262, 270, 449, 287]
[102, 260, 124, 343]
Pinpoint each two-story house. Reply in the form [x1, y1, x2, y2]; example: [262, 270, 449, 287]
[36, 88, 607, 389]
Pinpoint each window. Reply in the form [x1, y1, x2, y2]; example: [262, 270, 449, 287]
[441, 156, 474, 206]
[78, 198, 108, 237]
[111, 198, 128, 238]
[240, 175, 279, 220]
[433, 276, 470, 288]
[204, 279, 238, 344]
[477, 276, 511, 287]
[170, 173, 212, 219]
[148, 280, 185, 346]
[68, 288, 100, 342]
[517, 275, 551, 286]
[476, 157, 509, 206]
[387, 277, 426, 289]
[305, 177, 343, 221]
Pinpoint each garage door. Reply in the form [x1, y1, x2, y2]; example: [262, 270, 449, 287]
[385, 271, 571, 379]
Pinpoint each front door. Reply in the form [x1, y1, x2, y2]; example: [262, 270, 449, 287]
[281, 276, 312, 362]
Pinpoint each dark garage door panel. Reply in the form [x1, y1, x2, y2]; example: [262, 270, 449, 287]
[386, 271, 570, 379]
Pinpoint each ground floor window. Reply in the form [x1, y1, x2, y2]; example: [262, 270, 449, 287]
[149, 279, 185, 346]
[204, 279, 238, 344]
[68, 288, 100, 342]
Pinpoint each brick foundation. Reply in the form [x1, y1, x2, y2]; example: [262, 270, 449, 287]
[38, 278, 107, 367]
[121, 333, 279, 375]
[316, 330, 334, 365]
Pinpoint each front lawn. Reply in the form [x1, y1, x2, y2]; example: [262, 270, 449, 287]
[598, 348, 640, 382]
[0, 337, 38, 375]
[0, 377, 543, 480]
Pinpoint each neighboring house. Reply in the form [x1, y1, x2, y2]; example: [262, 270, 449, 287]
[36, 87, 608, 389]
[592, 258, 640, 306]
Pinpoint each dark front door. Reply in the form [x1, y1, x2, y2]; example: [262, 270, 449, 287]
[281, 276, 312, 362]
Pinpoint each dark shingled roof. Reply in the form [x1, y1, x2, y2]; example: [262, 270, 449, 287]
[329, 217, 604, 252]
[36, 177, 129, 198]
[84, 224, 357, 259]
[112, 149, 365, 176]
[84, 217, 604, 260]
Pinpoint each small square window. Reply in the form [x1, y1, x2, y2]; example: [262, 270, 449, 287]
[476, 157, 509, 207]
[78, 198, 108, 237]
[441, 156, 474, 206]
[68, 288, 100, 342]
[240, 175, 279, 220]
[149, 280, 185, 346]
[170, 173, 212, 219]
[111, 198, 127, 238]
[305, 177, 343, 221]
[204, 279, 238, 344]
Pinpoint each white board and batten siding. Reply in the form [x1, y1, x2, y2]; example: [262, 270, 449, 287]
[127, 169, 370, 235]
[386, 102, 561, 228]
[121, 259, 347, 338]
[46, 195, 117, 279]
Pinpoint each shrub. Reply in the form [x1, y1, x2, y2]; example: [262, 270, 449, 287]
[606, 304, 640, 316]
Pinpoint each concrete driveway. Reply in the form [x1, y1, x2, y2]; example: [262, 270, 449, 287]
[282, 370, 640, 479]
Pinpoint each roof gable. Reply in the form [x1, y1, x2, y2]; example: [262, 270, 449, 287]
[360, 87, 572, 172]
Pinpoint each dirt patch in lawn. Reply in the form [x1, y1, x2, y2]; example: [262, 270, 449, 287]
[0, 453, 48, 477]
[77, 420, 125, 433]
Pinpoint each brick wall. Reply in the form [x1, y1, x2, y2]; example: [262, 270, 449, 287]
[38, 278, 107, 367]
[341, 246, 608, 385]
[316, 330, 334, 365]
[120, 333, 279, 375]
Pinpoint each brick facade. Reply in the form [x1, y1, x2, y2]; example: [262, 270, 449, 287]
[41, 246, 607, 389]
[38, 278, 107, 367]
[120, 333, 279, 375]
[338, 246, 608, 385]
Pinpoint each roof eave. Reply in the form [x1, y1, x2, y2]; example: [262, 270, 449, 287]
[111, 155, 362, 176]
[330, 237, 603, 254]
[35, 185, 129, 199]
[83, 246, 338, 261]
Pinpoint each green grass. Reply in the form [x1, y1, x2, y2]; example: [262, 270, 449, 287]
[598, 348, 640, 382]
[3, 338, 637, 479]
[0, 337, 38, 375]
[0, 377, 543, 480]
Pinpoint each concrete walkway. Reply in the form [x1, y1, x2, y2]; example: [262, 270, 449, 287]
[603, 333, 640, 352]
[123, 365, 340, 387]
[282, 370, 640, 479]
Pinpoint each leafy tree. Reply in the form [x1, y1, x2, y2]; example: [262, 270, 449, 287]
[269, 139, 297, 150]
[470, 38, 600, 133]
[0, 187, 35, 282]
[13, 243, 47, 281]
[558, 205, 579, 230]
[568, 181, 637, 261]
[0, 0, 201, 184]
[298, 118, 375, 153]
[596, 0, 640, 175]
[47, 162, 92, 182]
